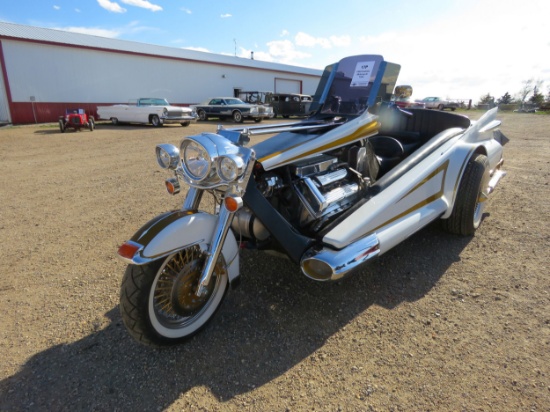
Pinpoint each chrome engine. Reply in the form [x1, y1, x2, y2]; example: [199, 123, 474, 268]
[231, 153, 366, 241]
[291, 155, 361, 228]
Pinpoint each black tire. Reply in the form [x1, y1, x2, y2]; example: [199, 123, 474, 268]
[119, 246, 228, 347]
[111, 117, 119, 126]
[232, 111, 243, 123]
[181, 121, 190, 127]
[451, 108, 456, 111]
[88, 117, 95, 131]
[254, 118, 262, 123]
[151, 115, 162, 127]
[441, 154, 490, 235]
[59, 119, 65, 133]
[198, 110, 208, 121]
[438, 104, 444, 110]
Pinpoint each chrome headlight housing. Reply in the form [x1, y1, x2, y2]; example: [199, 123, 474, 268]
[250, 106, 258, 114]
[217, 154, 245, 182]
[156, 144, 180, 170]
[178, 133, 254, 188]
[180, 139, 212, 181]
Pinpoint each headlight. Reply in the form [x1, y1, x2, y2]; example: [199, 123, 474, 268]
[156, 144, 180, 170]
[250, 107, 258, 114]
[181, 140, 211, 181]
[217, 155, 245, 182]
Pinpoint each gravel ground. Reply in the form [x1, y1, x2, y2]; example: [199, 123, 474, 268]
[0, 112, 549, 411]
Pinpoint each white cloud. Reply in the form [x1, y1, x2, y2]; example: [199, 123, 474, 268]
[53, 5, 60, 10]
[180, 8, 192, 14]
[329, 35, 351, 47]
[295, 32, 330, 48]
[97, 0, 126, 13]
[75, 8, 81, 13]
[120, 0, 162, 12]
[220, 14, 232, 18]
[280, 30, 289, 37]
[264, 39, 311, 65]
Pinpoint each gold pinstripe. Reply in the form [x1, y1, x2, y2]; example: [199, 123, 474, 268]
[258, 121, 380, 165]
[369, 160, 450, 233]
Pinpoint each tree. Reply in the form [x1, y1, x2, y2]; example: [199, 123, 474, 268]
[497, 92, 514, 104]
[517, 78, 544, 103]
[478, 93, 494, 105]
[529, 86, 544, 106]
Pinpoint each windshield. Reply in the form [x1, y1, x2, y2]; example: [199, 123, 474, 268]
[309, 55, 400, 117]
[140, 98, 170, 106]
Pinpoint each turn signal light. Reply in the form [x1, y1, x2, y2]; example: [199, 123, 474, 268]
[118, 241, 141, 260]
[165, 178, 181, 195]
[224, 196, 243, 212]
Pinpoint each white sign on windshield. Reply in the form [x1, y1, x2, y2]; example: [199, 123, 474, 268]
[350, 61, 376, 88]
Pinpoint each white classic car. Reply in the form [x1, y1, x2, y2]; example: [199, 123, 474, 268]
[97, 98, 197, 127]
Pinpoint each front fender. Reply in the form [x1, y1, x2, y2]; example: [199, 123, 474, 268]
[118, 210, 239, 282]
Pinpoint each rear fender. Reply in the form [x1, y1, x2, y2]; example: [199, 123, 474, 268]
[118, 210, 239, 282]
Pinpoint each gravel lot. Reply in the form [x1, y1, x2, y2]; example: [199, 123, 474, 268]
[0, 112, 549, 411]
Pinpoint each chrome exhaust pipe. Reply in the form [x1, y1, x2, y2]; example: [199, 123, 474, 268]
[301, 233, 380, 281]
[487, 159, 506, 195]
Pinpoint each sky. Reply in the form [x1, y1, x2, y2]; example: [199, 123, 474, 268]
[1, 0, 549, 102]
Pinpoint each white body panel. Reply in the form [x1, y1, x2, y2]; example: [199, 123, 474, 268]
[322, 109, 503, 252]
[138, 212, 240, 282]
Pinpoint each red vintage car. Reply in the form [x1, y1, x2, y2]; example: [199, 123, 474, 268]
[59, 109, 94, 132]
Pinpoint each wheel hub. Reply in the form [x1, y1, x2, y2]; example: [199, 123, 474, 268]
[170, 259, 215, 317]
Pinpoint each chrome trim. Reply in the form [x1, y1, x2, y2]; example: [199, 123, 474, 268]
[156, 144, 180, 170]
[219, 120, 340, 137]
[301, 233, 380, 281]
[117, 239, 205, 266]
[196, 203, 235, 296]
[487, 169, 506, 195]
[183, 187, 203, 210]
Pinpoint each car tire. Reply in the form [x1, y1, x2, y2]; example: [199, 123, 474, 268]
[438, 104, 444, 110]
[254, 118, 262, 123]
[441, 154, 490, 236]
[151, 115, 162, 127]
[59, 119, 65, 133]
[88, 117, 95, 131]
[181, 121, 190, 127]
[232, 111, 243, 123]
[198, 110, 208, 121]
[111, 117, 119, 126]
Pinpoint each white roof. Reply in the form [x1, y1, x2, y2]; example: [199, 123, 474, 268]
[0, 21, 322, 76]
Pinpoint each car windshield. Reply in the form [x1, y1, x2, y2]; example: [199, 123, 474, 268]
[223, 98, 245, 105]
[141, 98, 170, 106]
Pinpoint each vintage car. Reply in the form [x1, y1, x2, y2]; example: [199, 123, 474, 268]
[420, 96, 459, 111]
[59, 108, 94, 133]
[192, 97, 273, 123]
[266, 93, 313, 118]
[96, 98, 197, 127]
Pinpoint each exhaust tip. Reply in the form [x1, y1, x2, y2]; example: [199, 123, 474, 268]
[301, 258, 333, 281]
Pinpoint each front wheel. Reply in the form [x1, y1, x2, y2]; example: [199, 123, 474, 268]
[441, 154, 490, 235]
[198, 110, 208, 121]
[151, 115, 162, 127]
[59, 119, 65, 133]
[119, 245, 228, 346]
[232, 111, 243, 123]
[88, 117, 95, 131]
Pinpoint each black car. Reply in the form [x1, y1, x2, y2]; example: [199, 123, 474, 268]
[266, 93, 313, 118]
[192, 97, 273, 123]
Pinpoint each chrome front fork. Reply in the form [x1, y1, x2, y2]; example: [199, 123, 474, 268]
[183, 187, 236, 297]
